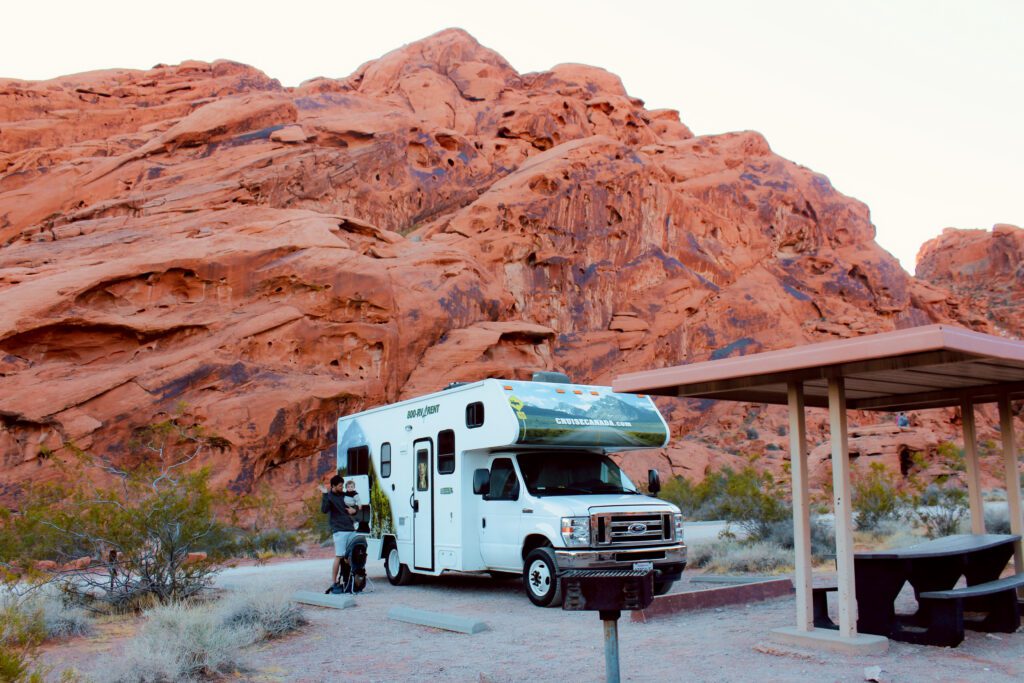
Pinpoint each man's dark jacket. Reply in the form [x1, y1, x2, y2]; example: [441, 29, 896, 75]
[321, 492, 356, 533]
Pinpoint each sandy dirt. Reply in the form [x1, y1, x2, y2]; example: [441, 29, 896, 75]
[41, 556, 1023, 683]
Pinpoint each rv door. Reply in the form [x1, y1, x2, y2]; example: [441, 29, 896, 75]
[412, 439, 434, 571]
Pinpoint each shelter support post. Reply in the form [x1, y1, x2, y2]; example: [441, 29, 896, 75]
[828, 377, 857, 638]
[998, 394, 1022, 580]
[960, 398, 985, 534]
[788, 382, 813, 631]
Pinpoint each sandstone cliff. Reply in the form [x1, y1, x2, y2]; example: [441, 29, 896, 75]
[0, 30, 1018, 506]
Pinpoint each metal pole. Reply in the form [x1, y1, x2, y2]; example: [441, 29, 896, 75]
[600, 610, 621, 683]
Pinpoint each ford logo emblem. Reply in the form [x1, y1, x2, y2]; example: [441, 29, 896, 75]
[627, 523, 648, 534]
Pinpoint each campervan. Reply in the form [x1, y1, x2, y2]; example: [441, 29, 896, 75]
[335, 375, 687, 606]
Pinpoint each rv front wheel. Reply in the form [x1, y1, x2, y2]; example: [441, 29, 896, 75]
[385, 546, 414, 586]
[523, 547, 563, 607]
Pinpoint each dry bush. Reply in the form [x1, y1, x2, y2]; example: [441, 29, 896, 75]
[107, 589, 305, 682]
[216, 586, 306, 642]
[108, 602, 252, 683]
[689, 540, 792, 574]
[983, 504, 1012, 534]
[4, 585, 92, 640]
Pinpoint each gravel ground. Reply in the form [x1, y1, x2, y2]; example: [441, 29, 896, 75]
[43, 558, 1023, 682]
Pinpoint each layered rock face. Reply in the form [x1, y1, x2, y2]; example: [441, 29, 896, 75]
[0, 30, 1017, 506]
[916, 224, 1024, 338]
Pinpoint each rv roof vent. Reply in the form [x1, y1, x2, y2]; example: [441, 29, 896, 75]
[444, 382, 468, 390]
[531, 371, 571, 384]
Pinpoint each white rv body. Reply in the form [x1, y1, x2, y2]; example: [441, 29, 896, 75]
[336, 378, 687, 605]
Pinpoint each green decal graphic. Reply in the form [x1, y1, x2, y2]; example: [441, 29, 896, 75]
[506, 383, 667, 448]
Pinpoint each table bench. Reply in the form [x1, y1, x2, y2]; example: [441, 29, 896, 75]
[853, 533, 1022, 647]
[917, 573, 1024, 647]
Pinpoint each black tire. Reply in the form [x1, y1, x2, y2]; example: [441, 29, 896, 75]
[653, 579, 675, 596]
[523, 547, 563, 607]
[385, 545, 414, 586]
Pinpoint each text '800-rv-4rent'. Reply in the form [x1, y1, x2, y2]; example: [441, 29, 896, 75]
[336, 374, 686, 606]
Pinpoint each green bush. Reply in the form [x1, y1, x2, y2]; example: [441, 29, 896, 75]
[852, 462, 908, 531]
[0, 602, 46, 683]
[661, 466, 789, 539]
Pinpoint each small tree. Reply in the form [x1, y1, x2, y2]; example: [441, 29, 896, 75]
[1, 418, 231, 610]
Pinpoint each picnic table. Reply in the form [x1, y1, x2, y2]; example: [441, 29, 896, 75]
[850, 534, 1023, 646]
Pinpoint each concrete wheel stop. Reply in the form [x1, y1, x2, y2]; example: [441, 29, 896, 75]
[292, 590, 356, 609]
[388, 605, 489, 634]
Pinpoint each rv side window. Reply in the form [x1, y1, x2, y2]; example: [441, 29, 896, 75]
[381, 442, 392, 478]
[485, 458, 519, 501]
[466, 402, 485, 428]
[437, 429, 455, 474]
[346, 446, 369, 476]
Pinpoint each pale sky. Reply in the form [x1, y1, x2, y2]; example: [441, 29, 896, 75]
[4, 0, 1021, 272]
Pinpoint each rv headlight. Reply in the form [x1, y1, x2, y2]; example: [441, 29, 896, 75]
[560, 516, 591, 548]
[674, 513, 684, 541]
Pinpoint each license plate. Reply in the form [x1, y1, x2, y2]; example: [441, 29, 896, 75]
[632, 561, 654, 572]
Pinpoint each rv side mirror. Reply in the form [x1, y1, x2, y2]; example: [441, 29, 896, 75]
[648, 469, 661, 496]
[473, 468, 490, 496]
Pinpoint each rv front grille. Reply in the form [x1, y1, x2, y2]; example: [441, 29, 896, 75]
[591, 511, 674, 547]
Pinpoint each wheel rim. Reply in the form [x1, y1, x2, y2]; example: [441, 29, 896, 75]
[387, 548, 400, 576]
[527, 558, 551, 597]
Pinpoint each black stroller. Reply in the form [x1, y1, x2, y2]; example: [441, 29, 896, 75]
[335, 533, 369, 594]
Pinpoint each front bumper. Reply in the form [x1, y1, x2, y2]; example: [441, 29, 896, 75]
[554, 543, 687, 572]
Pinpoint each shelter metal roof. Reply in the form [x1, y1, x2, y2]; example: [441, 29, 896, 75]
[613, 325, 1024, 411]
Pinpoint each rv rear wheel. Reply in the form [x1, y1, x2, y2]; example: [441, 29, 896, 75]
[523, 547, 563, 607]
[385, 546, 414, 586]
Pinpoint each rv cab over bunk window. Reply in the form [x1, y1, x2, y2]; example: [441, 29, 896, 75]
[345, 445, 370, 476]
[466, 401, 485, 428]
[437, 429, 455, 474]
[380, 442, 392, 478]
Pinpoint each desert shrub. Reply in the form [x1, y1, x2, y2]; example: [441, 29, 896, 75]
[0, 601, 47, 683]
[0, 419, 233, 610]
[8, 586, 92, 640]
[935, 441, 966, 472]
[301, 492, 333, 544]
[216, 586, 306, 642]
[915, 484, 968, 538]
[757, 517, 835, 561]
[699, 541, 792, 574]
[983, 488, 1007, 502]
[983, 505, 1012, 534]
[685, 542, 718, 569]
[661, 467, 789, 538]
[111, 602, 251, 683]
[852, 462, 908, 531]
[745, 427, 760, 440]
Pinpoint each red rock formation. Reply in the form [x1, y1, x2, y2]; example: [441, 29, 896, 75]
[916, 224, 1024, 337]
[0, 29, 1018, 509]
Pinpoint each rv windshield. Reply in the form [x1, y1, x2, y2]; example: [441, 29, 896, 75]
[516, 452, 639, 496]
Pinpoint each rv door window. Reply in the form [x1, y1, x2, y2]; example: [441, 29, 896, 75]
[437, 429, 455, 474]
[381, 442, 392, 478]
[416, 450, 429, 491]
[485, 458, 519, 501]
[466, 401, 485, 428]
[344, 445, 370, 476]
